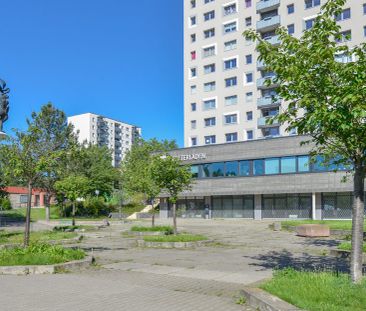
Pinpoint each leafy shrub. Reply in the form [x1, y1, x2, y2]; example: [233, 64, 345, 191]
[0, 243, 85, 266]
[83, 197, 115, 217]
[56, 197, 117, 217]
[0, 197, 12, 211]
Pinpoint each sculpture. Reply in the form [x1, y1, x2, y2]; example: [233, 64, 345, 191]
[0, 79, 10, 134]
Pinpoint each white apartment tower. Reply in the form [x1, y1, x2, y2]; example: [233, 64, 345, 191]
[68, 113, 141, 167]
[184, 0, 366, 147]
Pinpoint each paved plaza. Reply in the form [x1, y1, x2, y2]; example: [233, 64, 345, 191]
[0, 219, 346, 311]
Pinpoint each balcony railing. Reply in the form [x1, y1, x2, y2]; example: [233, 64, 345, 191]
[256, 76, 279, 89]
[257, 60, 266, 70]
[257, 96, 282, 108]
[256, 15, 280, 32]
[263, 34, 281, 45]
[257, 116, 280, 128]
[256, 0, 280, 13]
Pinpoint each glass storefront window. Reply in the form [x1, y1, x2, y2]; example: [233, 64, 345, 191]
[298, 155, 310, 172]
[239, 160, 251, 176]
[253, 159, 264, 175]
[191, 165, 199, 178]
[281, 157, 296, 174]
[313, 155, 327, 171]
[202, 164, 210, 178]
[265, 158, 280, 175]
[209, 162, 224, 177]
[225, 161, 238, 176]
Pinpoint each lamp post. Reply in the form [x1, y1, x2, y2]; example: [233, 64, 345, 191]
[95, 189, 100, 197]
[0, 79, 10, 139]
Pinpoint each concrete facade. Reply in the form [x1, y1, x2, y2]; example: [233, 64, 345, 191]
[68, 113, 141, 167]
[184, 0, 366, 147]
[160, 136, 357, 220]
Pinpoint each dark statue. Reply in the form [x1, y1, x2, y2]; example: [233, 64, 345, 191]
[0, 79, 10, 134]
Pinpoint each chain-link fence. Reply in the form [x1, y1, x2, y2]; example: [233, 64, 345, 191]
[321, 192, 361, 219]
[262, 193, 312, 219]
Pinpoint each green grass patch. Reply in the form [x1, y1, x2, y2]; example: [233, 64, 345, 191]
[1, 206, 60, 221]
[1, 207, 108, 222]
[143, 234, 208, 243]
[0, 230, 77, 245]
[338, 242, 366, 253]
[281, 220, 366, 231]
[0, 243, 85, 266]
[261, 269, 366, 311]
[131, 225, 173, 234]
[121, 203, 145, 216]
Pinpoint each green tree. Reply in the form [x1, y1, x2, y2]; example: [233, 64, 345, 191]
[27, 103, 76, 221]
[54, 175, 90, 226]
[121, 138, 178, 227]
[61, 143, 120, 198]
[244, 0, 366, 283]
[0, 130, 51, 246]
[150, 155, 192, 234]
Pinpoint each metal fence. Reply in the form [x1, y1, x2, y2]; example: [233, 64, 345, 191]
[262, 193, 312, 219]
[322, 192, 358, 219]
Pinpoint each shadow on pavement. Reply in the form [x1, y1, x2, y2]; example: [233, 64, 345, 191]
[244, 249, 351, 273]
[302, 238, 341, 248]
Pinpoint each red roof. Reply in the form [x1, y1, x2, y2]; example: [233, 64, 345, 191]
[5, 187, 48, 195]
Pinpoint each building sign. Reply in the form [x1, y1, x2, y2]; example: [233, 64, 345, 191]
[179, 153, 207, 161]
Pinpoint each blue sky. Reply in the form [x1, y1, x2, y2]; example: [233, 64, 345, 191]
[0, 0, 184, 146]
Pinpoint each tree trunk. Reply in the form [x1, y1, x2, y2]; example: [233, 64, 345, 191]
[24, 182, 32, 247]
[72, 201, 76, 226]
[351, 166, 365, 283]
[151, 199, 155, 228]
[45, 194, 50, 222]
[172, 203, 177, 235]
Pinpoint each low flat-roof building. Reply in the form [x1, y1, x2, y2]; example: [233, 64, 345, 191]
[6, 187, 53, 209]
[159, 135, 357, 220]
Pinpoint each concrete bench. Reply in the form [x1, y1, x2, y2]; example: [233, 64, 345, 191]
[296, 224, 330, 237]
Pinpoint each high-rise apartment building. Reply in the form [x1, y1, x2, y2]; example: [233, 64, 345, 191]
[68, 113, 141, 167]
[184, 0, 365, 147]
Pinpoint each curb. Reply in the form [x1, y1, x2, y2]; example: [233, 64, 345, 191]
[329, 248, 366, 262]
[240, 287, 302, 311]
[0, 256, 94, 275]
[136, 239, 213, 248]
[127, 231, 168, 236]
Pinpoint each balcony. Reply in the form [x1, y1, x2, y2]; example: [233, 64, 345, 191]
[263, 34, 281, 46]
[256, 0, 280, 13]
[257, 60, 266, 70]
[257, 96, 282, 108]
[256, 15, 280, 32]
[256, 76, 279, 89]
[257, 116, 280, 128]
